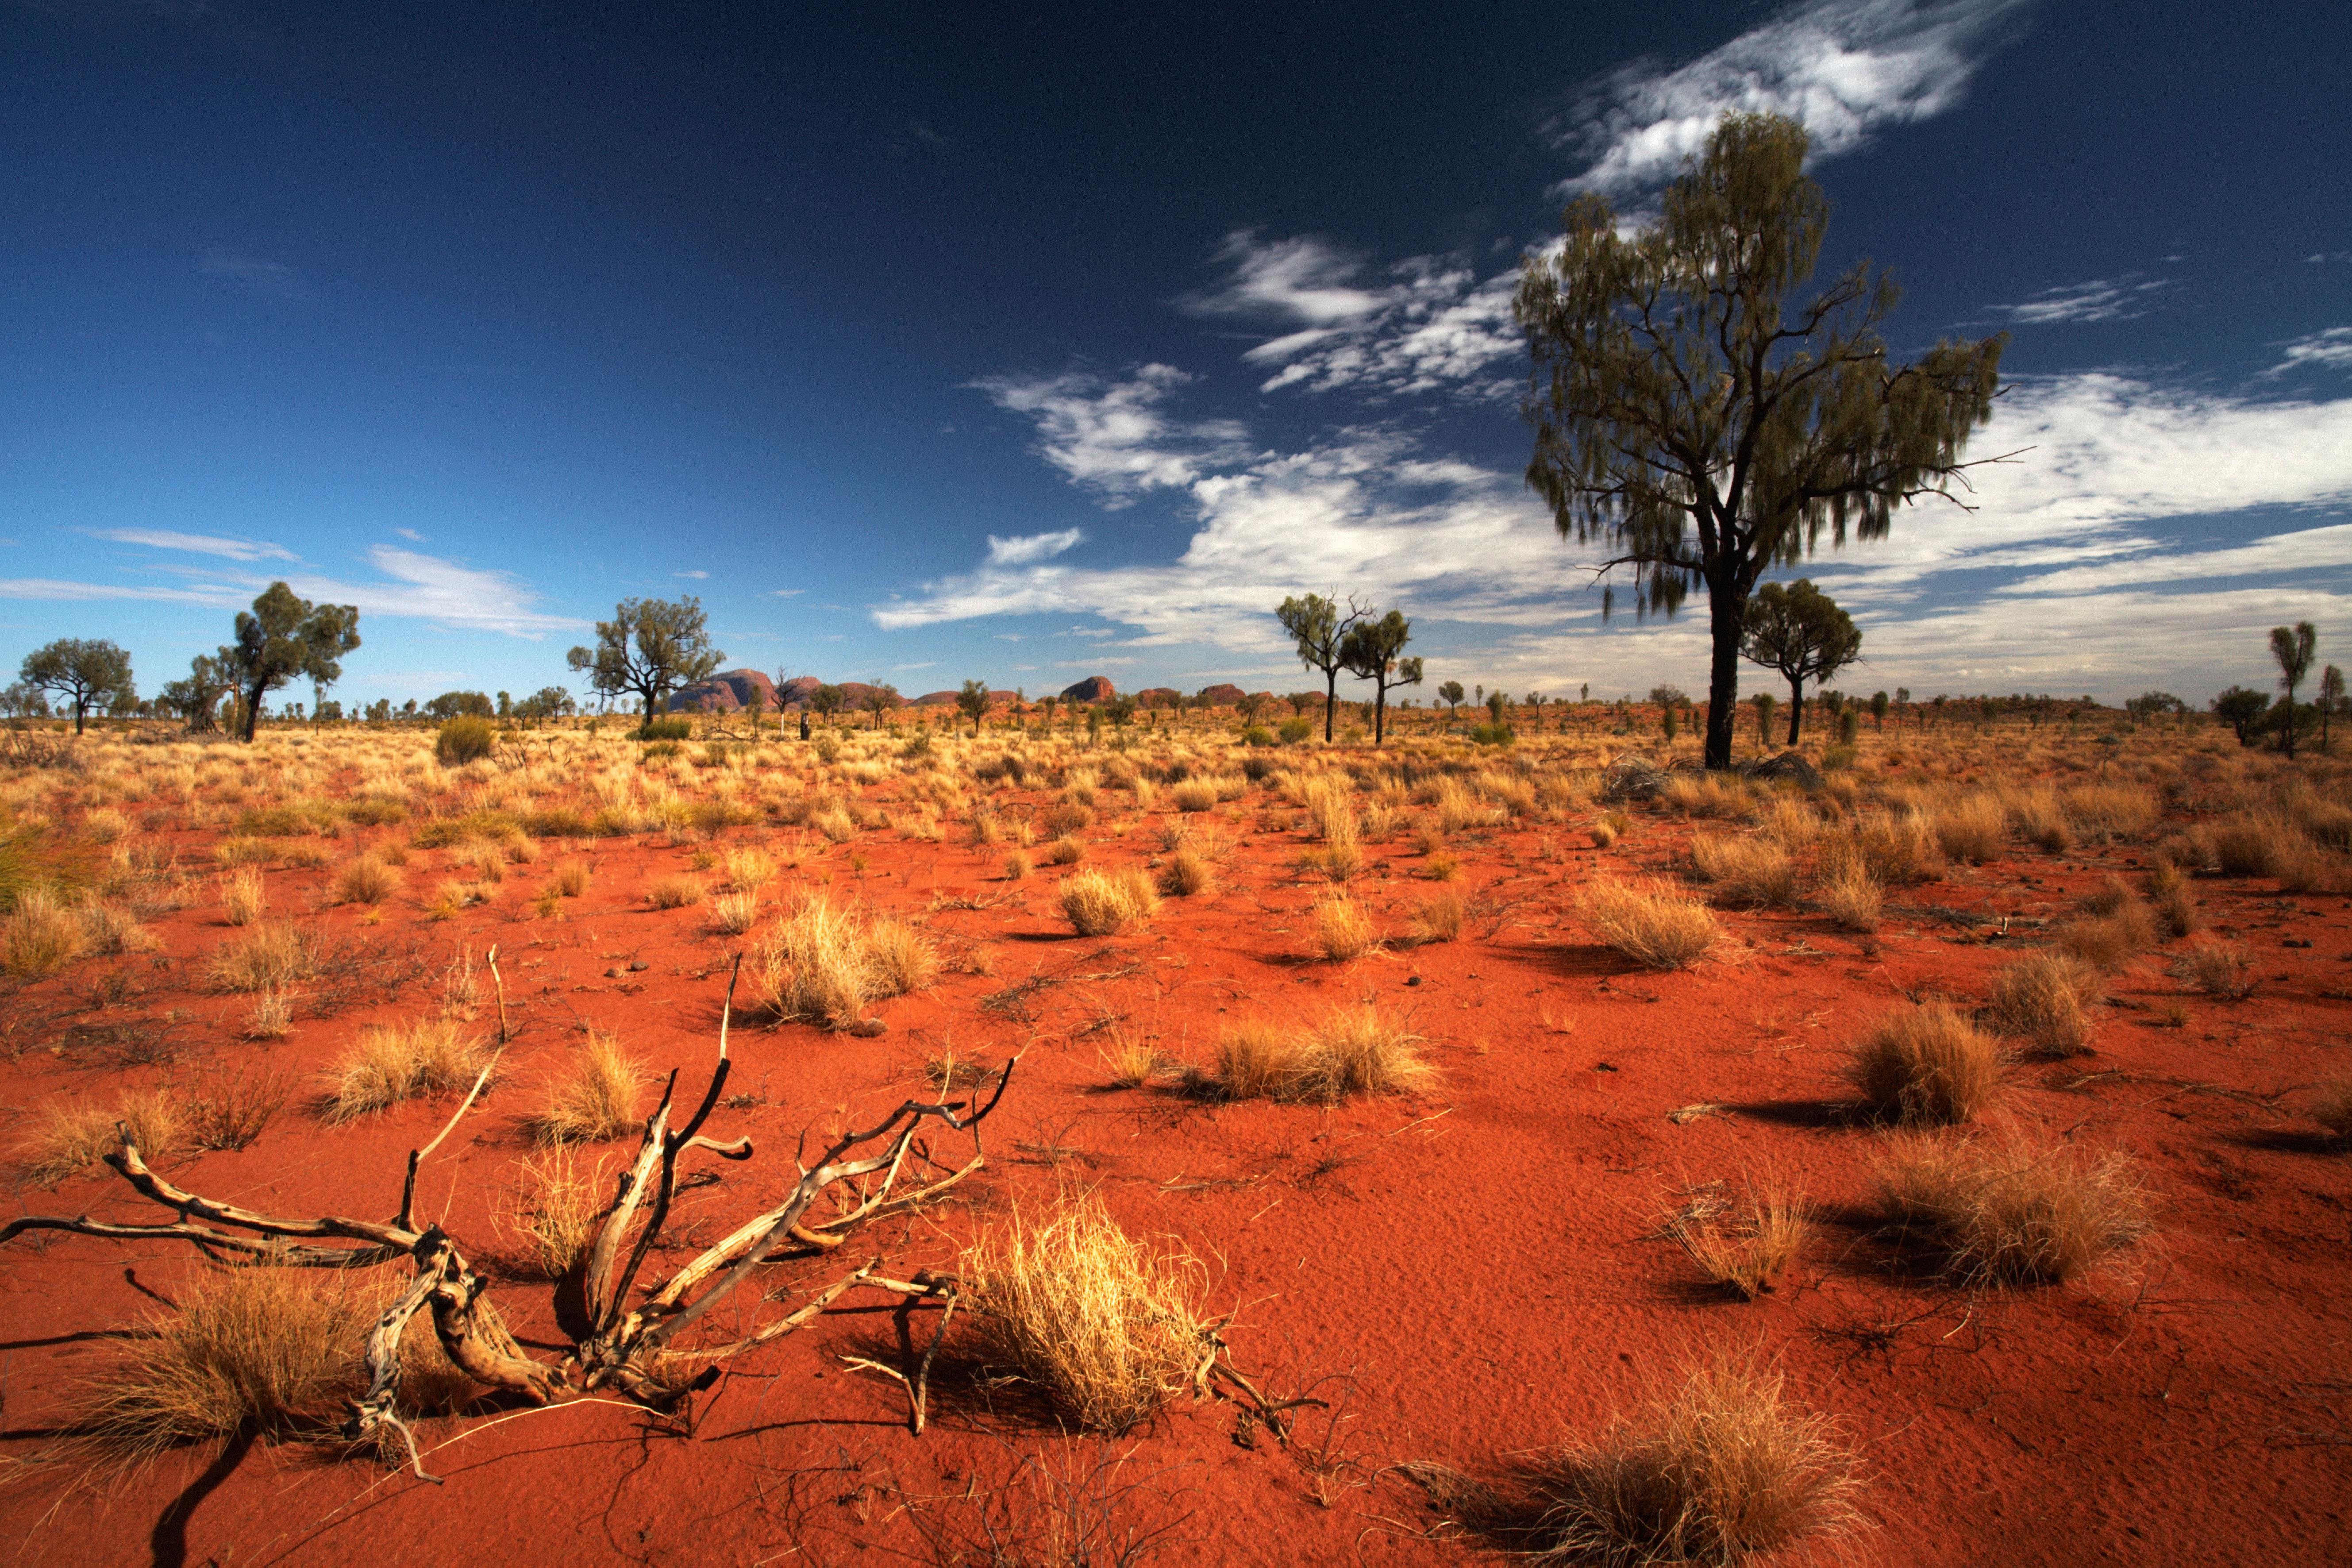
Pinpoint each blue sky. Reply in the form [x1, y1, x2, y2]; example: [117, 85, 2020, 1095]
[2, 0, 2348, 709]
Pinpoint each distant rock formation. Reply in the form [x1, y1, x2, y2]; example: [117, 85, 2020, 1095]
[1194, 683, 1246, 708]
[1134, 687, 1180, 707]
[668, 668, 775, 713]
[1060, 675, 1116, 702]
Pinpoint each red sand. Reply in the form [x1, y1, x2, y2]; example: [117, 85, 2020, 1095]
[4, 768, 2351, 1565]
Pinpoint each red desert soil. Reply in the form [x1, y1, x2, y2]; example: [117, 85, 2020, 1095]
[3, 724, 2349, 1565]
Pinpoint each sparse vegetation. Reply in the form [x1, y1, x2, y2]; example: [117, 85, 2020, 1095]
[326, 1017, 494, 1121]
[1985, 951, 2102, 1056]
[529, 1030, 647, 1144]
[1204, 1006, 1432, 1103]
[1061, 867, 1159, 936]
[1848, 1002, 1998, 1125]
[1576, 879, 1719, 969]
[1876, 1136, 2150, 1286]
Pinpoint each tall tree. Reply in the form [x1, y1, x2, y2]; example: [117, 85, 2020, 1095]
[1515, 112, 2006, 770]
[860, 682, 902, 731]
[2271, 620, 2317, 758]
[1340, 609, 1421, 745]
[18, 638, 134, 734]
[956, 678, 990, 736]
[566, 597, 723, 726]
[811, 684, 846, 726]
[2321, 664, 2344, 755]
[1739, 579, 1861, 744]
[218, 582, 362, 742]
[1437, 679, 1465, 716]
[1275, 593, 1366, 742]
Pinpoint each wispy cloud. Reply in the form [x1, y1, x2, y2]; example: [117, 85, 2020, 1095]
[2269, 327, 2352, 376]
[1545, 0, 2032, 196]
[201, 247, 312, 300]
[1982, 273, 2174, 325]
[906, 120, 953, 148]
[966, 364, 1249, 506]
[87, 527, 296, 561]
[985, 528, 1084, 566]
[674, 569, 710, 579]
[394, 527, 425, 542]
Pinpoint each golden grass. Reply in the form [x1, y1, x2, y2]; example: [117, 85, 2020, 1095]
[1933, 794, 2006, 864]
[1517, 1356, 1861, 1567]
[326, 1018, 494, 1122]
[16, 1088, 182, 1187]
[2055, 901, 2157, 972]
[1170, 778, 1219, 813]
[1665, 1180, 1811, 1302]
[1847, 812, 1944, 886]
[720, 847, 776, 892]
[529, 1030, 647, 1144]
[1985, 951, 2102, 1056]
[1409, 888, 1465, 944]
[219, 867, 266, 925]
[1159, 845, 1214, 897]
[1813, 863, 1883, 932]
[1099, 1032, 1160, 1089]
[1847, 1002, 1998, 1125]
[711, 890, 759, 935]
[2173, 939, 2255, 1001]
[331, 854, 401, 905]
[2140, 860, 2198, 937]
[1575, 879, 1719, 970]
[550, 859, 593, 898]
[1687, 835, 1795, 907]
[1003, 849, 1034, 881]
[1061, 868, 1159, 936]
[205, 923, 320, 993]
[1312, 894, 1376, 960]
[1, 887, 87, 977]
[1047, 833, 1087, 866]
[507, 1147, 609, 1278]
[645, 873, 705, 909]
[1875, 1135, 2150, 1286]
[962, 1193, 1212, 1433]
[1206, 1006, 1433, 1103]
[2063, 784, 2160, 843]
[864, 917, 939, 996]
[751, 895, 936, 1028]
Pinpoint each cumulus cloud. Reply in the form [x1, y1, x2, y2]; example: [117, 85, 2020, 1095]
[985, 528, 1084, 566]
[1982, 274, 2174, 325]
[87, 527, 296, 561]
[967, 364, 1249, 505]
[1545, 0, 2032, 196]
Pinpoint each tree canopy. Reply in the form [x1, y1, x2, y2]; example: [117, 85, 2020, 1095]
[1339, 608, 1421, 746]
[1275, 592, 1365, 742]
[1739, 578, 1861, 744]
[956, 678, 990, 735]
[19, 637, 135, 734]
[567, 597, 723, 725]
[2272, 620, 2317, 759]
[1516, 111, 2006, 769]
[219, 583, 361, 742]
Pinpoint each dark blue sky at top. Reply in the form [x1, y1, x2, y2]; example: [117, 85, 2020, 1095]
[3, 0, 2348, 705]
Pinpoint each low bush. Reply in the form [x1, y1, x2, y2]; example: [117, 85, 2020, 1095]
[1312, 894, 1375, 960]
[1159, 846, 1213, 896]
[1061, 868, 1159, 936]
[1575, 879, 1719, 970]
[1848, 1002, 1998, 1125]
[331, 854, 401, 905]
[1984, 951, 2102, 1056]
[1875, 1135, 2150, 1286]
[435, 715, 497, 766]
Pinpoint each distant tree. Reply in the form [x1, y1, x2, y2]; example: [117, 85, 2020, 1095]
[424, 690, 495, 720]
[217, 582, 362, 743]
[1037, 694, 1058, 729]
[1486, 690, 1507, 724]
[2322, 665, 2345, 755]
[516, 685, 576, 726]
[1752, 690, 1777, 746]
[1105, 693, 1137, 729]
[1286, 691, 1317, 718]
[1646, 684, 1688, 707]
[1437, 679, 1466, 715]
[956, 679, 990, 736]
[18, 638, 135, 734]
[860, 682, 902, 731]
[2211, 686, 2268, 746]
[1275, 592, 1367, 743]
[1579, 682, 1590, 703]
[1517, 112, 2006, 771]
[1238, 691, 1270, 726]
[2271, 620, 2317, 758]
[1869, 690, 1890, 730]
[811, 683, 846, 725]
[1339, 609, 1421, 745]
[0, 681, 51, 718]
[1739, 580, 1861, 744]
[567, 596, 723, 727]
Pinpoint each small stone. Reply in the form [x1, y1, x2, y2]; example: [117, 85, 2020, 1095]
[629, 960, 650, 972]
[604, 967, 624, 979]
[846, 1018, 887, 1038]
[1405, 975, 1423, 986]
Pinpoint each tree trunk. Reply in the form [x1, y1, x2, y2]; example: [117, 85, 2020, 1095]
[1323, 668, 1339, 742]
[1786, 676, 1805, 745]
[1372, 684, 1387, 745]
[2284, 682, 2299, 759]
[1702, 591, 1744, 771]
[71, 698, 86, 736]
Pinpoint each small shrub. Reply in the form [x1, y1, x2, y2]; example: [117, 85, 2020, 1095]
[1206, 1006, 1432, 1103]
[864, 918, 938, 996]
[1312, 895, 1375, 961]
[1409, 889, 1464, 944]
[435, 715, 497, 766]
[1848, 1002, 1998, 1125]
[17, 1089, 182, 1187]
[1687, 835, 1795, 907]
[712, 890, 759, 934]
[530, 1031, 647, 1144]
[1047, 834, 1087, 866]
[1575, 879, 1719, 970]
[1159, 846, 1213, 897]
[1665, 1179, 1811, 1301]
[2, 887, 88, 977]
[1852, 812, 1944, 886]
[2173, 940, 2255, 1001]
[219, 867, 266, 926]
[1061, 868, 1159, 936]
[331, 854, 401, 905]
[1170, 779, 1218, 813]
[1814, 865, 1882, 932]
[1422, 850, 1460, 881]
[551, 860, 593, 898]
[636, 716, 693, 742]
[1003, 850, 1033, 881]
[327, 1018, 493, 1121]
[206, 924, 319, 994]
[646, 873, 705, 910]
[1278, 717, 1311, 744]
[1875, 1136, 2150, 1286]
[1985, 952, 2101, 1056]
[508, 1147, 608, 1278]
[962, 1194, 1212, 1433]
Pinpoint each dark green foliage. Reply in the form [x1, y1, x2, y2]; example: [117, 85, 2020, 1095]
[1740, 580, 1862, 744]
[2210, 686, 2269, 746]
[566, 597, 723, 724]
[435, 715, 497, 765]
[18, 637, 135, 734]
[1340, 608, 1421, 745]
[1276, 593, 1366, 742]
[217, 584, 361, 742]
[957, 678, 991, 735]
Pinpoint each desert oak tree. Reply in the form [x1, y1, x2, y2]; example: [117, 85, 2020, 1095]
[1740, 578, 1862, 744]
[1340, 609, 1422, 745]
[567, 597, 724, 725]
[219, 584, 361, 743]
[18, 638, 134, 734]
[1276, 592, 1366, 743]
[1515, 112, 2006, 770]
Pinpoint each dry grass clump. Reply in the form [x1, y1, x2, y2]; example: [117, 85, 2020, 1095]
[1002, 849, 1033, 881]
[1513, 1356, 1861, 1567]
[1663, 1180, 1811, 1301]
[69, 1265, 465, 1463]
[1847, 1002, 1998, 1125]
[2310, 1079, 2352, 1144]
[1576, 879, 1719, 970]
[1984, 952, 2102, 1057]
[219, 867, 266, 925]
[646, 873, 705, 909]
[326, 1018, 494, 1122]
[720, 847, 776, 892]
[1205, 1006, 1433, 1103]
[1061, 868, 1159, 936]
[1686, 835, 1795, 907]
[2, 887, 88, 977]
[2063, 784, 2160, 843]
[205, 923, 320, 993]
[1170, 778, 1219, 813]
[550, 859, 593, 898]
[961, 1193, 1212, 1433]
[1812, 861, 1882, 932]
[2055, 899, 2157, 972]
[1409, 888, 1465, 944]
[2173, 939, 2255, 1001]
[1848, 812, 1944, 886]
[1047, 833, 1087, 866]
[1311, 894, 1376, 960]
[529, 1031, 647, 1144]
[2141, 859, 2198, 937]
[331, 854, 402, 905]
[751, 895, 938, 1028]
[711, 890, 759, 935]
[16, 1088, 183, 1187]
[506, 1147, 609, 1278]
[1098, 1032, 1162, 1089]
[1159, 845, 1214, 897]
[1875, 1136, 2150, 1286]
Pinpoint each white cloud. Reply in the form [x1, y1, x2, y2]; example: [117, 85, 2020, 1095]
[675, 569, 710, 579]
[1995, 521, 2352, 596]
[394, 527, 425, 542]
[291, 547, 582, 638]
[985, 528, 1084, 566]
[1546, 0, 2032, 196]
[1982, 274, 2174, 325]
[87, 527, 296, 561]
[967, 364, 1249, 506]
[201, 248, 312, 300]
[762, 587, 805, 597]
[0, 577, 239, 606]
[2271, 327, 2352, 375]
